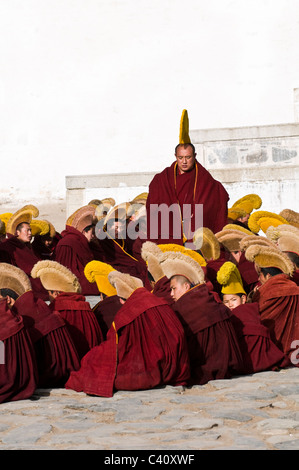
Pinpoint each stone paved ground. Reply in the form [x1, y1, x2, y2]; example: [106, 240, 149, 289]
[1, 367, 299, 451]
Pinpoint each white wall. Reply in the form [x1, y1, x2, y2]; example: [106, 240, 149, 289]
[1, 0, 299, 204]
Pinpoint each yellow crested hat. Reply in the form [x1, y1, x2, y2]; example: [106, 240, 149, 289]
[30, 219, 56, 237]
[231, 194, 262, 215]
[0, 263, 32, 297]
[158, 243, 207, 266]
[222, 224, 253, 236]
[108, 271, 143, 300]
[158, 250, 205, 286]
[0, 213, 13, 235]
[141, 241, 164, 282]
[31, 260, 81, 293]
[239, 234, 278, 252]
[84, 260, 117, 297]
[6, 205, 39, 236]
[245, 244, 294, 276]
[66, 205, 97, 232]
[216, 261, 246, 295]
[215, 228, 248, 252]
[227, 207, 248, 221]
[179, 109, 191, 144]
[248, 211, 289, 234]
[279, 209, 299, 229]
[192, 227, 220, 261]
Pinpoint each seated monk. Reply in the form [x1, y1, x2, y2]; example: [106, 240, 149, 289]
[53, 205, 101, 296]
[84, 260, 122, 340]
[65, 271, 190, 397]
[0, 205, 48, 300]
[31, 260, 103, 360]
[217, 261, 289, 374]
[0, 265, 38, 403]
[0, 264, 81, 388]
[31, 219, 61, 260]
[245, 243, 299, 365]
[158, 250, 244, 385]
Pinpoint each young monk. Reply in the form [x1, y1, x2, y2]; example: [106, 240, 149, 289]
[217, 261, 289, 374]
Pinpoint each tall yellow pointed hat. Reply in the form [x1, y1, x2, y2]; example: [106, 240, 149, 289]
[231, 194, 262, 215]
[216, 261, 246, 295]
[248, 210, 289, 234]
[179, 109, 191, 144]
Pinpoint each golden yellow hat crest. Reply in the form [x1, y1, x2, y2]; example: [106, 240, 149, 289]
[6, 205, 39, 236]
[231, 194, 262, 215]
[158, 250, 206, 286]
[158, 243, 207, 266]
[227, 207, 247, 221]
[248, 211, 289, 234]
[30, 220, 51, 237]
[31, 260, 82, 293]
[222, 224, 253, 236]
[216, 261, 246, 295]
[179, 109, 191, 144]
[245, 244, 294, 276]
[84, 260, 117, 297]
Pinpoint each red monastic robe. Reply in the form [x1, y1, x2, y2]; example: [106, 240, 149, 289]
[50, 292, 103, 360]
[0, 235, 48, 300]
[32, 233, 61, 260]
[229, 302, 290, 374]
[92, 295, 122, 340]
[172, 283, 244, 385]
[54, 226, 100, 295]
[12, 290, 80, 387]
[0, 299, 37, 403]
[237, 252, 259, 294]
[146, 161, 229, 245]
[65, 288, 190, 397]
[252, 274, 299, 363]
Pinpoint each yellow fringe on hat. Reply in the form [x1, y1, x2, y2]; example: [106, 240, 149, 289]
[30, 220, 51, 237]
[222, 224, 253, 236]
[232, 194, 262, 215]
[84, 260, 117, 297]
[227, 207, 247, 221]
[179, 109, 191, 144]
[0, 263, 32, 296]
[31, 260, 81, 293]
[158, 243, 207, 266]
[279, 209, 299, 229]
[239, 234, 277, 252]
[248, 211, 289, 234]
[193, 227, 220, 261]
[159, 250, 205, 286]
[6, 205, 39, 235]
[216, 261, 246, 295]
[108, 271, 143, 299]
[245, 244, 294, 276]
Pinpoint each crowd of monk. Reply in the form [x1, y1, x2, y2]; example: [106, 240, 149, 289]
[0, 190, 299, 403]
[1, 110, 299, 404]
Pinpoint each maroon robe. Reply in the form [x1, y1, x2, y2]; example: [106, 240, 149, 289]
[172, 284, 244, 385]
[32, 232, 61, 260]
[146, 160, 229, 245]
[0, 299, 37, 403]
[252, 274, 299, 363]
[65, 288, 190, 397]
[12, 290, 80, 387]
[229, 302, 289, 374]
[50, 292, 103, 360]
[237, 252, 259, 294]
[92, 295, 122, 340]
[91, 236, 152, 290]
[53, 226, 100, 295]
[152, 275, 175, 307]
[291, 269, 299, 286]
[0, 235, 48, 300]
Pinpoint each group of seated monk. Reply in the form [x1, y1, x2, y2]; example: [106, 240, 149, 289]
[1, 193, 299, 403]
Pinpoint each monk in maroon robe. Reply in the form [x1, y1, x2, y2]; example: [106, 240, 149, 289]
[54, 226, 100, 296]
[0, 299, 37, 403]
[0, 234, 48, 300]
[146, 144, 229, 245]
[65, 287, 190, 397]
[92, 295, 122, 340]
[228, 302, 289, 373]
[252, 273, 299, 363]
[49, 292, 103, 360]
[171, 283, 244, 385]
[12, 290, 80, 387]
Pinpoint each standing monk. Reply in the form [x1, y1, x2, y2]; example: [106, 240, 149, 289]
[146, 110, 229, 246]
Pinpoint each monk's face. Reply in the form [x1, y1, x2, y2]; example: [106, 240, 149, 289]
[175, 145, 196, 174]
[222, 293, 246, 311]
[170, 277, 190, 301]
[16, 223, 32, 243]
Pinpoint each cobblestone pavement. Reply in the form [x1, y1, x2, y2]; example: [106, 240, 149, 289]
[1, 367, 299, 451]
